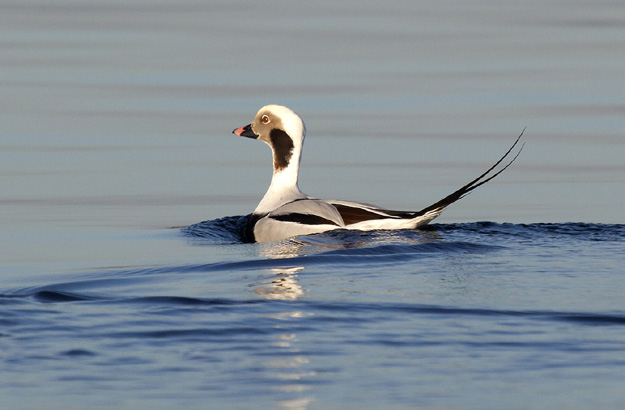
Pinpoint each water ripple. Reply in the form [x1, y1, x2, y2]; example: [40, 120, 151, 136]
[183, 217, 625, 246]
[3, 289, 624, 327]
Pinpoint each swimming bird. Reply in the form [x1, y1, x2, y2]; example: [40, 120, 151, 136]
[233, 105, 523, 243]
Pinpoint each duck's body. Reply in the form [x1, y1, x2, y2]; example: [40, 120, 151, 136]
[245, 198, 442, 243]
[233, 105, 523, 243]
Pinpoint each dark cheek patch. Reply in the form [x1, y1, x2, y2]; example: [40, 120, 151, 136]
[270, 128, 294, 171]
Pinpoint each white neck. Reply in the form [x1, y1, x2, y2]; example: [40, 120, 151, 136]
[254, 145, 306, 214]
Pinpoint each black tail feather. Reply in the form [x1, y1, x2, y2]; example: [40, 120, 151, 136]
[416, 130, 525, 217]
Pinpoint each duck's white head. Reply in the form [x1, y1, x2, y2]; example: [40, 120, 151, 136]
[233, 105, 308, 214]
[233, 104, 306, 174]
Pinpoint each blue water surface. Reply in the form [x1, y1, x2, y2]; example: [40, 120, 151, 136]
[2, 220, 625, 409]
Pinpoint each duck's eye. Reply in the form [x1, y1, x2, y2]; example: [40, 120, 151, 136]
[261, 115, 270, 124]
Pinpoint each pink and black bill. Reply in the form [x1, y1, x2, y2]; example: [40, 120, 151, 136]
[233, 124, 258, 139]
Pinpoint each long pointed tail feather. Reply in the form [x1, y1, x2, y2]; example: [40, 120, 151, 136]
[416, 129, 525, 218]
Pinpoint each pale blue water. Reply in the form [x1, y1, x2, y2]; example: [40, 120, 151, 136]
[1, 0, 625, 409]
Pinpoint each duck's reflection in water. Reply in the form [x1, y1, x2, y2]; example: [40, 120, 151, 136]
[253, 266, 314, 409]
[268, 331, 316, 410]
[249, 229, 442, 409]
[254, 266, 305, 301]
[259, 227, 443, 256]
[252, 228, 443, 301]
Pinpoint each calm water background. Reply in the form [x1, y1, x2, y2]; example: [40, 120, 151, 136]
[1, 0, 624, 408]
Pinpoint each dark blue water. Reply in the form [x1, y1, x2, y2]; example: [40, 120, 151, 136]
[2, 221, 624, 408]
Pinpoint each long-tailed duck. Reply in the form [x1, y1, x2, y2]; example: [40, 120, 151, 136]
[233, 104, 523, 243]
